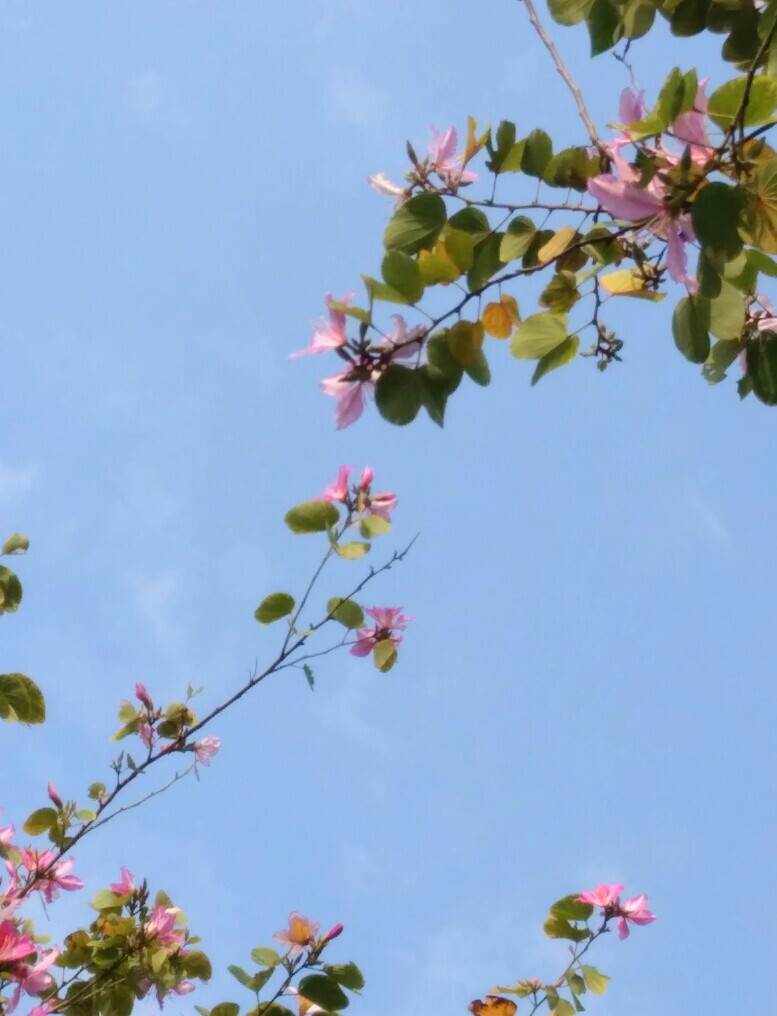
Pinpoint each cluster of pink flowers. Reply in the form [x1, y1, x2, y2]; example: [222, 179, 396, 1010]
[0, 817, 85, 1014]
[350, 607, 413, 658]
[578, 883, 656, 940]
[369, 124, 477, 204]
[126, 682, 220, 769]
[293, 302, 425, 429]
[587, 84, 713, 291]
[322, 465, 397, 522]
[273, 912, 343, 957]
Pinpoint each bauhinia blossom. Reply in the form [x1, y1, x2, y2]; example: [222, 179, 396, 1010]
[578, 883, 656, 940]
[350, 607, 413, 657]
[109, 866, 136, 896]
[367, 173, 409, 206]
[291, 293, 353, 359]
[428, 126, 478, 186]
[6, 948, 60, 1012]
[322, 466, 398, 522]
[0, 921, 35, 964]
[144, 906, 185, 950]
[193, 736, 221, 766]
[273, 912, 320, 956]
[18, 849, 84, 903]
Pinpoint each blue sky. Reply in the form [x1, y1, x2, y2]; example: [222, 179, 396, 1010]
[1, 2, 775, 1015]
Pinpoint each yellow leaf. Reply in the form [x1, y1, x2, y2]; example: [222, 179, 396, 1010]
[465, 116, 491, 162]
[600, 269, 665, 300]
[537, 226, 576, 266]
[500, 293, 521, 325]
[469, 998, 518, 1016]
[448, 320, 485, 365]
[482, 302, 513, 339]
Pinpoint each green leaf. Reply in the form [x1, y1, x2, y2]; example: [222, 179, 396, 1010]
[531, 336, 579, 384]
[381, 251, 424, 304]
[621, 0, 656, 38]
[362, 275, 411, 305]
[88, 782, 106, 800]
[586, 0, 621, 54]
[210, 1004, 240, 1016]
[521, 130, 553, 177]
[444, 229, 475, 272]
[747, 249, 777, 277]
[543, 916, 591, 942]
[657, 67, 686, 127]
[251, 947, 282, 968]
[550, 895, 594, 921]
[373, 638, 398, 672]
[511, 312, 568, 360]
[426, 332, 463, 393]
[542, 147, 599, 190]
[581, 966, 610, 995]
[23, 807, 57, 835]
[709, 282, 746, 340]
[708, 75, 777, 129]
[91, 889, 121, 911]
[468, 233, 504, 291]
[375, 364, 423, 425]
[419, 366, 449, 426]
[303, 664, 315, 690]
[539, 271, 580, 312]
[229, 965, 261, 990]
[500, 217, 536, 262]
[447, 207, 491, 242]
[285, 501, 339, 534]
[668, 0, 710, 36]
[672, 295, 711, 363]
[335, 541, 370, 560]
[254, 592, 295, 625]
[0, 566, 23, 614]
[447, 321, 485, 367]
[327, 598, 365, 629]
[747, 331, 777, 404]
[691, 182, 743, 257]
[359, 514, 391, 538]
[703, 339, 742, 384]
[184, 950, 213, 981]
[547, 0, 594, 25]
[488, 120, 518, 174]
[384, 193, 447, 255]
[75, 808, 96, 821]
[464, 349, 491, 387]
[1, 533, 29, 555]
[0, 673, 45, 724]
[325, 963, 365, 992]
[550, 1001, 575, 1016]
[298, 975, 349, 1011]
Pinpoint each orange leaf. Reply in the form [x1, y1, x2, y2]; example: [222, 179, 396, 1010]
[469, 998, 518, 1016]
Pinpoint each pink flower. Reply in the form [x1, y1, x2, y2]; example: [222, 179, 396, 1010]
[320, 368, 374, 430]
[357, 466, 397, 521]
[0, 921, 35, 964]
[428, 126, 478, 186]
[350, 607, 413, 657]
[320, 923, 344, 945]
[323, 466, 353, 504]
[144, 906, 185, 950]
[0, 825, 15, 846]
[21, 850, 84, 903]
[46, 784, 62, 809]
[109, 866, 135, 896]
[6, 949, 59, 1012]
[135, 681, 153, 709]
[193, 736, 221, 766]
[619, 87, 646, 128]
[273, 912, 320, 956]
[670, 81, 711, 164]
[377, 315, 426, 361]
[616, 894, 657, 940]
[578, 883, 624, 908]
[139, 722, 155, 750]
[291, 294, 353, 359]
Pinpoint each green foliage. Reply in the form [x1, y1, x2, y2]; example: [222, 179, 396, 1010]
[384, 193, 447, 255]
[747, 331, 777, 403]
[511, 312, 569, 359]
[23, 806, 58, 835]
[375, 364, 423, 425]
[251, 947, 283, 968]
[373, 638, 398, 672]
[298, 974, 349, 1011]
[327, 598, 365, 629]
[325, 963, 366, 992]
[335, 541, 370, 560]
[285, 501, 339, 534]
[549, 895, 594, 921]
[2, 532, 29, 555]
[691, 182, 743, 257]
[0, 672, 45, 724]
[381, 251, 424, 304]
[673, 295, 711, 363]
[707, 75, 777, 128]
[255, 593, 296, 625]
[0, 565, 23, 614]
[531, 336, 579, 384]
[581, 965, 610, 994]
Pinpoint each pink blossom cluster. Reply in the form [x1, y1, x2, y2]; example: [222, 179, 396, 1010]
[350, 606, 413, 658]
[273, 912, 343, 957]
[126, 682, 221, 768]
[293, 301, 426, 429]
[578, 883, 656, 940]
[587, 84, 714, 291]
[369, 124, 478, 203]
[322, 465, 397, 522]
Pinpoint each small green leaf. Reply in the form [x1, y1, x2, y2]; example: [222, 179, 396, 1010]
[254, 592, 295, 625]
[325, 963, 365, 992]
[373, 638, 398, 672]
[511, 312, 568, 360]
[447, 207, 491, 242]
[381, 251, 424, 304]
[521, 129, 553, 177]
[210, 1004, 240, 1016]
[23, 807, 58, 835]
[0, 566, 23, 614]
[550, 1000, 575, 1016]
[708, 75, 777, 129]
[550, 895, 594, 921]
[384, 193, 447, 255]
[691, 182, 743, 257]
[747, 331, 777, 404]
[298, 975, 349, 1012]
[91, 889, 121, 911]
[184, 950, 213, 981]
[229, 966, 256, 989]
[709, 281, 746, 340]
[375, 364, 423, 425]
[547, 0, 594, 24]
[359, 514, 391, 538]
[327, 597, 365, 629]
[251, 947, 282, 968]
[672, 295, 711, 363]
[303, 664, 314, 690]
[285, 501, 339, 535]
[581, 966, 610, 995]
[702, 339, 741, 384]
[2, 533, 29, 555]
[88, 782, 106, 800]
[336, 542, 370, 560]
[587, 0, 620, 54]
[0, 673, 45, 724]
[543, 916, 591, 942]
[500, 217, 536, 262]
[468, 233, 504, 291]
